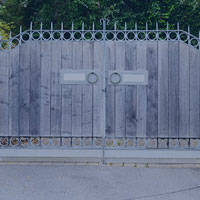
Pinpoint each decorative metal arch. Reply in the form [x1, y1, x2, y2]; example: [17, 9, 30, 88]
[0, 19, 200, 51]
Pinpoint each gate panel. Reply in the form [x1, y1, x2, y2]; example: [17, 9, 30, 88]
[51, 41, 62, 136]
[1, 20, 200, 150]
[179, 42, 190, 138]
[93, 42, 104, 137]
[61, 41, 103, 137]
[158, 41, 169, 138]
[61, 41, 72, 136]
[189, 46, 200, 138]
[146, 41, 158, 137]
[30, 41, 41, 136]
[40, 41, 51, 136]
[0, 51, 9, 136]
[9, 47, 20, 136]
[168, 42, 179, 138]
[136, 41, 147, 137]
[72, 41, 82, 137]
[105, 41, 115, 137]
[19, 42, 30, 136]
[125, 41, 137, 137]
[115, 42, 126, 137]
[82, 42, 93, 137]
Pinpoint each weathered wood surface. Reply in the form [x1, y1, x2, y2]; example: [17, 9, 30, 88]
[93, 41, 104, 137]
[179, 42, 190, 138]
[168, 42, 179, 138]
[125, 41, 137, 137]
[82, 41, 93, 137]
[72, 41, 83, 136]
[189, 46, 200, 138]
[30, 41, 41, 136]
[146, 41, 158, 137]
[61, 41, 73, 136]
[51, 41, 62, 136]
[19, 42, 30, 136]
[9, 47, 20, 136]
[158, 41, 169, 138]
[136, 41, 147, 137]
[40, 41, 51, 136]
[105, 41, 115, 137]
[115, 41, 126, 137]
[0, 39, 199, 139]
[0, 51, 9, 136]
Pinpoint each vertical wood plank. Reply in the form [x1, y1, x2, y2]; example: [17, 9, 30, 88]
[9, 47, 20, 136]
[125, 41, 137, 137]
[189, 47, 200, 138]
[168, 42, 179, 138]
[61, 41, 73, 136]
[72, 41, 82, 137]
[158, 41, 169, 137]
[146, 41, 158, 137]
[19, 42, 30, 136]
[30, 41, 41, 136]
[93, 41, 104, 137]
[105, 41, 115, 137]
[0, 51, 9, 136]
[136, 41, 147, 137]
[51, 41, 62, 136]
[179, 42, 190, 138]
[115, 41, 126, 137]
[40, 41, 51, 136]
[82, 41, 93, 137]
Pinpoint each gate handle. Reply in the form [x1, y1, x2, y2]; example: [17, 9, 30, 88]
[87, 72, 98, 84]
[110, 72, 121, 84]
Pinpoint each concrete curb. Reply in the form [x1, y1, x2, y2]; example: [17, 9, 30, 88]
[0, 149, 200, 165]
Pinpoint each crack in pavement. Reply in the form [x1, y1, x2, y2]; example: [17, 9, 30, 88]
[125, 185, 200, 200]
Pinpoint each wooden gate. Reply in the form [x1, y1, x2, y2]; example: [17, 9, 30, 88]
[0, 19, 200, 150]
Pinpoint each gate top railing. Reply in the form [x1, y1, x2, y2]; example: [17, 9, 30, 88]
[0, 19, 200, 51]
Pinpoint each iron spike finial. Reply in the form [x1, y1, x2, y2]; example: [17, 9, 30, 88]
[156, 21, 158, 30]
[51, 22, 53, 31]
[167, 22, 169, 31]
[125, 22, 127, 31]
[188, 25, 190, 34]
[0, 32, 1, 41]
[82, 22, 84, 31]
[30, 22, 33, 30]
[146, 22, 148, 30]
[72, 22, 74, 31]
[114, 22, 117, 31]
[135, 22, 137, 30]
[177, 22, 180, 30]
[61, 22, 63, 31]
[92, 21, 95, 31]
[40, 22, 43, 31]
[20, 25, 22, 34]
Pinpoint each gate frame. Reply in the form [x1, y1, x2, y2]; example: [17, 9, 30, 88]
[0, 19, 200, 159]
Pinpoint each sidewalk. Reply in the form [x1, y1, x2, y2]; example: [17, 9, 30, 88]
[0, 163, 200, 200]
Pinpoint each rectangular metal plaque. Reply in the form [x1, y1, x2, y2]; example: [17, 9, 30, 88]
[61, 70, 101, 85]
[109, 70, 148, 85]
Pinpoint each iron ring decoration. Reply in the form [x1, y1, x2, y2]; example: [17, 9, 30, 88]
[110, 72, 121, 84]
[87, 72, 98, 84]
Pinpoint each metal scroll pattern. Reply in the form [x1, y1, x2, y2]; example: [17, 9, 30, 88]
[0, 20, 200, 50]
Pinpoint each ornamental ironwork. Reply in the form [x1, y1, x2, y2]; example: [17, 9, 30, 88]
[0, 19, 200, 50]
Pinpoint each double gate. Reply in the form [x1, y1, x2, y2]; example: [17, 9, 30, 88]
[0, 19, 200, 150]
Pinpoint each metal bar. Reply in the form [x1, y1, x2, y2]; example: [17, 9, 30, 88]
[101, 18, 109, 164]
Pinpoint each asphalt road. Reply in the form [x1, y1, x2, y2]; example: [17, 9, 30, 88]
[0, 164, 200, 200]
